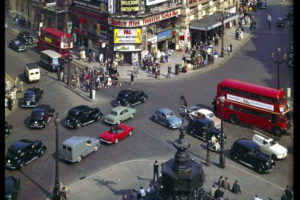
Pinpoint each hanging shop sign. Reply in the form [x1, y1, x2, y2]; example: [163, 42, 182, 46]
[114, 29, 141, 44]
[146, 0, 168, 6]
[108, 9, 180, 27]
[114, 44, 142, 51]
[188, 0, 209, 8]
[120, 0, 140, 12]
[108, 0, 114, 13]
[157, 29, 172, 42]
[147, 35, 157, 44]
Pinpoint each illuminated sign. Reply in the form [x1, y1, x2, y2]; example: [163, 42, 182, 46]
[114, 29, 141, 43]
[44, 36, 52, 43]
[121, 0, 140, 12]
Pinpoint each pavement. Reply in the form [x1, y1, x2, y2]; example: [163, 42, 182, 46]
[6, 10, 288, 200]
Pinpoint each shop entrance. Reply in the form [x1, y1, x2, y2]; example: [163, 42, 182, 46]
[123, 52, 132, 64]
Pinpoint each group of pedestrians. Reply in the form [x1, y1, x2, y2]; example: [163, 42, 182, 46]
[209, 176, 242, 199]
[142, 54, 163, 79]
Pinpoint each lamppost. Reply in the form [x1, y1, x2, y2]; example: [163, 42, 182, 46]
[217, 12, 225, 57]
[52, 113, 61, 200]
[271, 47, 287, 89]
[204, 125, 210, 166]
[219, 95, 225, 168]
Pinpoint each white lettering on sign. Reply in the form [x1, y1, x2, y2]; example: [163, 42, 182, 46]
[227, 94, 274, 111]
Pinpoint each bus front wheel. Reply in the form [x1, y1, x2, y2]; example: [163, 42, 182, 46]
[230, 115, 239, 125]
[273, 128, 282, 137]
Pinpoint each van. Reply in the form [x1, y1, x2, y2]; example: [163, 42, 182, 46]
[24, 63, 40, 82]
[60, 136, 100, 163]
[40, 50, 64, 72]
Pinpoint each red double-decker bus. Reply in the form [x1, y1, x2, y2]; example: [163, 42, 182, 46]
[216, 79, 291, 137]
[39, 27, 73, 60]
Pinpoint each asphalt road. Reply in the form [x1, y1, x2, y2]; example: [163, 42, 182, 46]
[5, 1, 293, 199]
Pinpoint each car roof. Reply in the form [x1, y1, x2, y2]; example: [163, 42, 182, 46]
[157, 108, 173, 114]
[120, 89, 135, 94]
[62, 136, 96, 147]
[12, 39, 21, 42]
[112, 106, 128, 112]
[70, 105, 89, 112]
[41, 50, 62, 58]
[32, 105, 49, 112]
[235, 138, 259, 150]
[26, 63, 39, 70]
[196, 108, 213, 115]
[10, 140, 33, 151]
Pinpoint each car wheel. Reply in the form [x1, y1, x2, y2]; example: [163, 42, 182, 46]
[271, 154, 277, 160]
[273, 128, 282, 137]
[126, 102, 130, 107]
[42, 122, 46, 128]
[129, 131, 133, 136]
[115, 139, 119, 144]
[142, 97, 147, 102]
[256, 166, 263, 174]
[39, 149, 45, 156]
[230, 115, 239, 125]
[94, 145, 99, 152]
[168, 123, 172, 129]
[18, 162, 24, 169]
[153, 116, 158, 121]
[130, 114, 135, 119]
[96, 115, 102, 121]
[76, 123, 82, 129]
[77, 156, 82, 163]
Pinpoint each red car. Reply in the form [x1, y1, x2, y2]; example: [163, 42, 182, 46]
[99, 124, 134, 144]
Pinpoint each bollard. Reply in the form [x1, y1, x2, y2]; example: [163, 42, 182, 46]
[287, 88, 291, 99]
[90, 89, 96, 100]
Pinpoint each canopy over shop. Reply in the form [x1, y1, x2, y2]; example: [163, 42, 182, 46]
[190, 11, 239, 45]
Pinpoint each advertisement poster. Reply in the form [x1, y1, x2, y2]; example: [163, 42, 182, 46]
[114, 29, 141, 44]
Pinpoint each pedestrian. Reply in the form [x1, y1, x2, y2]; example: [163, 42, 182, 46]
[155, 67, 158, 79]
[5, 97, 8, 109]
[267, 14, 272, 30]
[281, 191, 290, 200]
[147, 183, 155, 195]
[284, 185, 293, 199]
[130, 189, 138, 200]
[231, 180, 241, 194]
[61, 185, 68, 200]
[167, 64, 172, 78]
[253, 194, 263, 200]
[130, 72, 134, 85]
[210, 184, 217, 197]
[221, 177, 230, 190]
[227, 46, 231, 55]
[217, 176, 224, 186]
[153, 160, 159, 182]
[122, 194, 128, 200]
[165, 52, 169, 63]
[7, 97, 13, 111]
[214, 186, 224, 199]
[57, 66, 61, 80]
[18, 81, 24, 92]
[240, 30, 244, 39]
[139, 186, 146, 199]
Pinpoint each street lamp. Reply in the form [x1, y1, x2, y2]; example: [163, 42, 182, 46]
[219, 95, 225, 168]
[52, 113, 61, 200]
[204, 125, 210, 166]
[217, 12, 225, 57]
[271, 47, 287, 89]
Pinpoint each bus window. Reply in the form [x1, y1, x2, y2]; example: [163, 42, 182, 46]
[240, 107, 250, 114]
[251, 110, 259, 116]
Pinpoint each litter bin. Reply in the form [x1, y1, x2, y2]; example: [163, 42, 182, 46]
[175, 64, 180, 75]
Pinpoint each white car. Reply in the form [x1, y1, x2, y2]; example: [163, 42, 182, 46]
[189, 108, 221, 129]
[252, 134, 287, 159]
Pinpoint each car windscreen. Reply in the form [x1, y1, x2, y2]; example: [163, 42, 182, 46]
[68, 110, 78, 118]
[6, 148, 19, 158]
[14, 40, 21, 45]
[52, 58, 60, 65]
[31, 111, 44, 120]
[206, 112, 215, 118]
[111, 111, 118, 116]
[110, 127, 119, 134]
[168, 112, 175, 116]
[269, 140, 277, 146]
[118, 92, 128, 98]
[24, 93, 35, 99]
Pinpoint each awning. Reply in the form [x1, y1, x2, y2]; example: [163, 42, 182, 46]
[190, 12, 239, 31]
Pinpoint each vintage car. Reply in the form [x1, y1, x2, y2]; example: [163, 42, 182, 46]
[60, 136, 99, 163]
[65, 105, 103, 129]
[252, 134, 287, 159]
[5, 121, 13, 137]
[116, 89, 148, 107]
[17, 31, 34, 45]
[8, 39, 27, 52]
[24, 63, 40, 83]
[99, 124, 134, 144]
[5, 139, 47, 170]
[5, 176, 20, 200]
[21, 87, 43, 108]
[104, 106, 136, 125]
[230, 138, 275, 174]
[152, 108, 182, 129]
[188, 108, 221, 129]
[29, 105, 55, 128]
[276, 18, 285, 27]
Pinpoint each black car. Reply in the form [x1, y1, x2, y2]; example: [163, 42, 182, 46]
[5, 121, 13, 137]
[5, 139, 47, 170]
[21, 87, 43, 108]
[5, 176, 20, 200]
[230, 138, 275, 173]
[186, 118, 226, 141]
[17, 31, 34, 45]
[116, 90, 148, 107]
[29, 105, 55, 128]
[66, 105, 103, 129]
[8, 39, 27, 52]
[276, 18, 285, 27]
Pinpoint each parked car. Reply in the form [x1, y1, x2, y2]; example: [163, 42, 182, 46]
[276, 18, 285, 27]
[5, 121, 13, 137]
[287, 56, 293, 68]
[99, 124, 134, 144]
[258, 0, 267, 9]
[252, 134, 287, 159]
[230, 138, 275, 173]
[188, 108, 221, 129]
[60, 136, 100, 163]
[5, 176, 20, 200]
[65, 105, 103, 129]
[152, 108, 182, 129]
[104, 106, 136, 125]
[21, 87, 43, 108]
[17, 31, 34, 45]
[24, 63, 40, 82]
[8, 39, 27, 52]
[5, 139, 47, 170]
[186, 118, 226, 141]
[29, 105, 55, 128]
[116, 89, 148, 107]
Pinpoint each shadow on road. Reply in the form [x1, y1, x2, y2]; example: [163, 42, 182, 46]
[93, 178, 132, 197]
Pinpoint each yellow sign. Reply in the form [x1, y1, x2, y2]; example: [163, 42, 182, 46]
[121, 1, 139, 5]
[96, 24, 101, 35]
[99, 3, 106, 12]
[121, 7, 139, 11]
[114, 29, 141, 44]
[44, 36, 51, 43]
[67, 0, 72, 4]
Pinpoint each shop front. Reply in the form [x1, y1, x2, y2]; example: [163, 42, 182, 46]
[156, 29, 172, 52]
